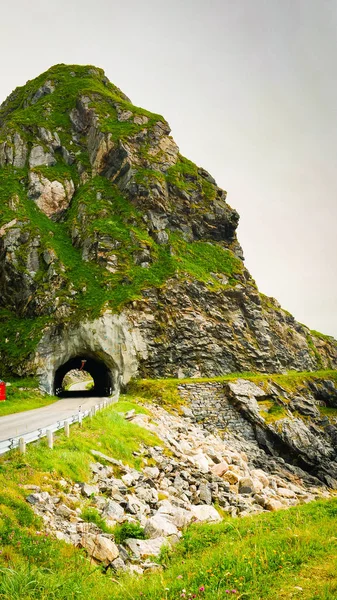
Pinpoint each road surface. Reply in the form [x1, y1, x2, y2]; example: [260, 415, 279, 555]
[0, 394, 110, 441]
[67, 381, 92, 392]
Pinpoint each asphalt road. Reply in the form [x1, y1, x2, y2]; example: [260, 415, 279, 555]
[0, 393, 108, 441]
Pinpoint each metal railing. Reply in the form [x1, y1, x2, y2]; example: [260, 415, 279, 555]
[0, 393, 119, 456]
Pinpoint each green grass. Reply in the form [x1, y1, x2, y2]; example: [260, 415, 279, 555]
[1, 493, 337, 598]
[166, 155, 217, 203]
[80, 507, 114, 534]
[110, 499, 337, 600]
[128, 370, 337, 408]
[319, 406, 337, 418]
[310, 330, 336, 342]
[113, 521, 146, 544]
[0, 399, 160, 485]
[0, 378, 57, 417]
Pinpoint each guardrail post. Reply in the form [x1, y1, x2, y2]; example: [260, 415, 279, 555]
[19, 437, 26, 454]
[47, 430, 53, 449]
[64, 421, 70, 437]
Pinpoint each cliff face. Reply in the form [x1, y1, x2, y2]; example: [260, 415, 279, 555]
[0, 64, 336, 388]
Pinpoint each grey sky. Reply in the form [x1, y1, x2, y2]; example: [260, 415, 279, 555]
[1, 0, 336, 336]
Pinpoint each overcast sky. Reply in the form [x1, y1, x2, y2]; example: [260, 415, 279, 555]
[1, 0, 336, 336]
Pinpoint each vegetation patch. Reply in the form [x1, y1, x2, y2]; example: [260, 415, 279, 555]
[0, 400, 161, 483]
[0, 378, 57, 417]
[0, 490, 337, 598]
[113, 521, 146, 544]
[80, 506, 113, 534]
[129, 370, 337, 408]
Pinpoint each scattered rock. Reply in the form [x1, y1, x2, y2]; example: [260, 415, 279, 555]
[190, 505, 222, 523]
[144, 514, 179, 538]
[80, 483, 99, 498]
[124, 536, 170, 559]
[80, 534, 119, 564]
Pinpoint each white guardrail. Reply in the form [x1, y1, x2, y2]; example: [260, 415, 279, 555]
[0, 393, 119, 456]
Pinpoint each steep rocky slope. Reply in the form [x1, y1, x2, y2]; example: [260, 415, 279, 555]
[0, 64, 336, 390]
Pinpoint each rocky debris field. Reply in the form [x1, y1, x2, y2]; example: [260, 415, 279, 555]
[179, 377, 337, 489]
[25, 396, 331, 575]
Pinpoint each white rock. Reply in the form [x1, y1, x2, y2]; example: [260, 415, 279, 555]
[144, 514, 179, 538]
[81, 484, 99, 498]
[157, 501, 193, 528]
[265, 499, 284, 512]
[251, 477, 264, 493]
[80, 534, 119, 563]
[55, 531, 70, 543]
[250, 469, 270, 488]
[228, 380, 266, 398]
[277, 487, 296, 499]
[143, 466, 160, 479]
[122, 473, 135, 487]
[102, 499, 124, 522]
[127, 564, 144, 575]
[190, 505, 222, 523]
[136, 486, 158, 504]
[124, 536, 170, 559]
[126, 494, 150, 517]
[29, 145, 56, 167]
[190, 452, 210, 473]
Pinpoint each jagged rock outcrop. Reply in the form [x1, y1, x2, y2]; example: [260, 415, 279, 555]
[0, 63, 336, 387]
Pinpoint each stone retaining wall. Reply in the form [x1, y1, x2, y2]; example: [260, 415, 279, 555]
[177, 382, 256, 441]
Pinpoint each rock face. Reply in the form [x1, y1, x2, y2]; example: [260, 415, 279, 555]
[0, 63, 336, 387]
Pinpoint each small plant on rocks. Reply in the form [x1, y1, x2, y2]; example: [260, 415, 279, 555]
[113, 522, 146, 544]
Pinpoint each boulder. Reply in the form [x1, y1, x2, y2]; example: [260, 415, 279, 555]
[211, 461, 229, 477]
[80, 484, 99, 498]
[124, 536, 170, 559]
[250, 469, 269, 488]
[157, 501, 193, 528]
[277, 487, 296, 499]
[144, 514, 179, 538]
[198, 482, 212, 505]
[143, 466, 160, 479]
[80, 534, 119, 564]
[102, 499, 125, 522]
[190, 505, 222, 523]
[190, 452, 210, 473]
[238, 477, 256, 494]
[265, 499, 284, 512]
[223, 471, 240, 485]
[26, 492, 50, 505]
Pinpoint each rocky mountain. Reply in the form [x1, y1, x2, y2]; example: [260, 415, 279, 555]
[0, 64, 336, 391]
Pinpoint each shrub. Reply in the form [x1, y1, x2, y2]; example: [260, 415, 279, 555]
[80, 507, 113, 534]
[113, 522, 146, 544]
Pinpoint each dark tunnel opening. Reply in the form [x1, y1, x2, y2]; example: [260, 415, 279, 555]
[54, 355, 114, 397]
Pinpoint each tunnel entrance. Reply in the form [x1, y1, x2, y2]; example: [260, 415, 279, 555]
[54, 355, 113, 397]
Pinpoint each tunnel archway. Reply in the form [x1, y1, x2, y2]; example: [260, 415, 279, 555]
[54, 355, 114, 397]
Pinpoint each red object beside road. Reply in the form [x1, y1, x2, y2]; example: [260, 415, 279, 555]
[0, 381, 6, 401]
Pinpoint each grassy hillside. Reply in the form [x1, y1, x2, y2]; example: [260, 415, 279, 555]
[0, 378, 57, 417]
